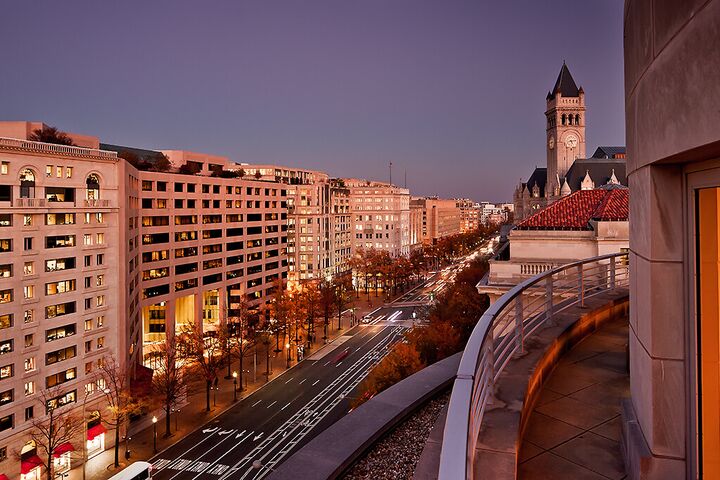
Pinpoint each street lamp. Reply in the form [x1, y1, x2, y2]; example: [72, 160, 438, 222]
[232, 371, 238, 402]
[285, 342, 291, 369]
[152, 416, 158, 454]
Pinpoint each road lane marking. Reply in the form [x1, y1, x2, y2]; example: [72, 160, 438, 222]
[224, 327, 405, 479]
[284, 377, 294, 384]
[266, 400, 277, 409]
[166, 429, 237, 479]
[281, 402, 291, 410]
[298, 378, 306, 385]
[312, 380, 319, 386]
[251, 400, 262, 407]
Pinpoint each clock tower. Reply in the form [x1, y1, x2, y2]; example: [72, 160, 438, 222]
[545, 62, 586, 196]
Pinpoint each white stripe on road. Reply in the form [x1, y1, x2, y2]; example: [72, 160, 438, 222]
[266, 401, 277, 409]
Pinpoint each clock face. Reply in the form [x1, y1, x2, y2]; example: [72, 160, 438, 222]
[565, 135, 578, 148]
[548, 136, 555, 150]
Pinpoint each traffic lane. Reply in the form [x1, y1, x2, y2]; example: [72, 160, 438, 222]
[151, 326, 395, 479]
[231, 328, 406, 479]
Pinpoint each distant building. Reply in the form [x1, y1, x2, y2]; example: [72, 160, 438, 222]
[480, 186, 628, 302]
[513, 63, 627, 221]
[410, 197, 461, 245]
[344, 179, 411, 257]
[456, 198, 480, 233]
[237, 165, 352, 285]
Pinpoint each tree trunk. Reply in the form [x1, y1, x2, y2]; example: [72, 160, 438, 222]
[165, 404, 171, 437]
[239, 349, 244, 391]
[114, 423, 121, 467]
[205, 380, 211, 412]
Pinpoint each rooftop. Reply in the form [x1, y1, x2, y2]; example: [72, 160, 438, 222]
[515, 188, 629, 230]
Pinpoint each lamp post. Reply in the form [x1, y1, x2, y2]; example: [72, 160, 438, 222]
[232, 371, 238, 402]
[285, 342, 291, 369]
[152, 416, 158, 454]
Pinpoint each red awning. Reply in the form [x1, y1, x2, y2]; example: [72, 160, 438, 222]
[0, 473, 10, 480]
[21, 455, 43, 474]
[53, 442, 74, 457]
[87, 423, 107, 441]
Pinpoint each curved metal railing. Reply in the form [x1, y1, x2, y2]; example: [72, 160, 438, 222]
[438, 252, 630, 479]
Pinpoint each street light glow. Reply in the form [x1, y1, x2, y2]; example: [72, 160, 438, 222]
[152, 416, 158, 424]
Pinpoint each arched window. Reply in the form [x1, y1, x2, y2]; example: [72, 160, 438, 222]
[568, 114, 573, 125]
[561, 114, 566, 125]
[19, 169, 35, 198]
[86, 174, 100, 200]
[575, 114, 580, 125]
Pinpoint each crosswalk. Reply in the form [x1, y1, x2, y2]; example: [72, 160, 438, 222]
[153, 457, 232, 476]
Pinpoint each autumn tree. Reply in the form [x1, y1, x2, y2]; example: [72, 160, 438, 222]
[23, 387, 83, 480]
[150, 336, 185, 437]
[332, 275, 354, 330]
[352, 342, 424, 408]
[28, 126, 75, 146]
[299, 280, 320, 347]
[99, 355, 143, 467]
[177, 324, 227, 412]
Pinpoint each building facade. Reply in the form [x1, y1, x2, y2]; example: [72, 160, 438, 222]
[622, 1, 720, 478]
[0, 129, 126, 478]
[456, 199, 480, 233]
[0, 124, 294, 477]
[238, 165, 351, 285]
[346, 180, 410, 257]
[410, 197, 462, 245]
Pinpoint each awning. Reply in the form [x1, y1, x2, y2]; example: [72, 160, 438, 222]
[21, 455, 43, 474]
[87, 423, 107, 441]
[0, 473, 10, 480]
[53, 442, 74, 457]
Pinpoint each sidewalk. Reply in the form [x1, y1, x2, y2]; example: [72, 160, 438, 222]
[71, 284, 417, 480]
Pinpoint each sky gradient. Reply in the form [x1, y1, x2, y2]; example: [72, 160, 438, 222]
[1, 0, 625, 201]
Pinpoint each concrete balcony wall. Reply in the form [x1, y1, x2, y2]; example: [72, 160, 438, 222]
[624, 0, 720, 477]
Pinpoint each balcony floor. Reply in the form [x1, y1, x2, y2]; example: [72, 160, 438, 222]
[518, 316, 629, 480]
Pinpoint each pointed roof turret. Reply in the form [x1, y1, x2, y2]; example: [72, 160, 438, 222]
[560, 178, 572, 196]
[581, 170, 595, 190]
[608, 169, 620, 185]
[548, 62, 580, 99]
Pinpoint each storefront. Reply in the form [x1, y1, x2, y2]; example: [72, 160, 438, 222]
[19, 442, 42, 480]
[86, 418, 107, 459]
[52, 442, 74, 474]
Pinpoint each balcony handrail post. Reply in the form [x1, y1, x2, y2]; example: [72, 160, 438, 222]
[577, 264, 585, 308]
[609, 256, 616, 290]
[485, 339, 495, 405]
[514, 295, 524, 356]
[545, 275, 555, 326]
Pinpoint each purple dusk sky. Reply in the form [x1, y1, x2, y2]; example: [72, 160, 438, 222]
[2, 0, 624, 201]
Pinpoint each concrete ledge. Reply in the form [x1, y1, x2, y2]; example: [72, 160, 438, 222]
[473, 290, 630, 479]
[268, 352, 461, 480]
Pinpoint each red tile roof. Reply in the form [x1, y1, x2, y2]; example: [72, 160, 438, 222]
[516, 188, 629, 230]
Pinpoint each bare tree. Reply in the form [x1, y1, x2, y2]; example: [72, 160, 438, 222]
[99, 355, 143, 468]
[22, 387, 83, 480]
[177, 324, 227, 412]
[150, 336, 185, 437]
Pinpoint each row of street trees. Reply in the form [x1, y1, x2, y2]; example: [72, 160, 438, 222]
[349, 225, 496, 299]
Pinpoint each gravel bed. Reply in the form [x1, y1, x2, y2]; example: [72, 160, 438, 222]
[342, 392, 450, 480]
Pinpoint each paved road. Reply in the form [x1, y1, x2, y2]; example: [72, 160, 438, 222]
[149, 245, 492, 480]
[150, 324, 406, 479]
